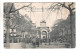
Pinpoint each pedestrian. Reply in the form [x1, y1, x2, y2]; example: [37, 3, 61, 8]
[36, 37, 39, 47]
[32, 37, 36, 48]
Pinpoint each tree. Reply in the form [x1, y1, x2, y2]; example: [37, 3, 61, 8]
[50, 19, 64, 42]
[4, 3, 32, 48]
[49, 2, 75, 48]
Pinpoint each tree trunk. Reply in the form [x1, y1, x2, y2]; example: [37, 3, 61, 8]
[69, 10, 75, 48]
[6, 16, 10, 48]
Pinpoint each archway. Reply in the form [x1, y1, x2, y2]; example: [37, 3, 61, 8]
[42, 31, 47, 39]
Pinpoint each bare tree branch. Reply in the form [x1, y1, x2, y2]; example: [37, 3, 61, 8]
[10, 3, 32, 13]
[68, 2, 74, 9]
[9, 3, 14, 13]
[48, 3, 62, 10]
[72, 8, 75, 10]
[68, 2, 74, 7]
[58, 2, 69, 10]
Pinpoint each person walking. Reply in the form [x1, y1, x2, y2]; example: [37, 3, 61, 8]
[32, 36, 36, 48]
[36, 37, 39, 47]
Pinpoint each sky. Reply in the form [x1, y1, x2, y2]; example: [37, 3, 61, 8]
[14, 2, 69, 28]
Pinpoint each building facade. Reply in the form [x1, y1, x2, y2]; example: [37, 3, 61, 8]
[37, 20, 50, 42]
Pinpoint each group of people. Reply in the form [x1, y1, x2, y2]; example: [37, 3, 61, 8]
[31, 36, 40, 48]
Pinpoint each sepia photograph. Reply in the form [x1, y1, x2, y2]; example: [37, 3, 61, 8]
[4, 2, 75, 49]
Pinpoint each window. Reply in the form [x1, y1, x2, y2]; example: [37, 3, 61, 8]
[13, 29, 16, 32]
[10, 29, 12, 33]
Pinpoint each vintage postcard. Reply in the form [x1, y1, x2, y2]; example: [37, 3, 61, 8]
[4, 2, 75, 49]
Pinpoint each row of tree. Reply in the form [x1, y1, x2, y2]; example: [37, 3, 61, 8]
[4, 3, 34, 35]
[50, 2, 75, 48]
[4, 3, 36, 47]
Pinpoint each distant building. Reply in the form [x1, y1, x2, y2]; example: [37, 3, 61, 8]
[37, 20, 50, 42]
